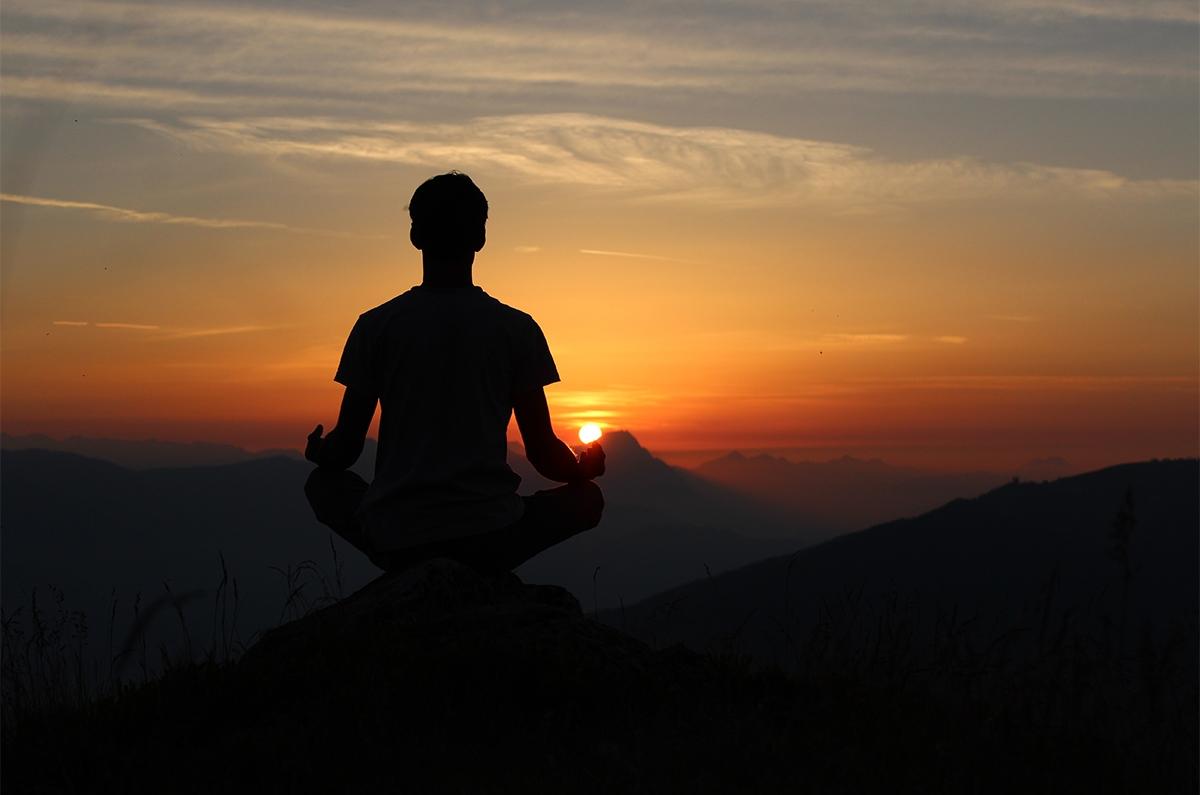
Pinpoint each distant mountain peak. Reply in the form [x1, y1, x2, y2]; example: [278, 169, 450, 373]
[599, 429, 651, 457]
[1025, 456, 1069, 466]
[698, 450, 785, 469]
[1015, 456, 1073, 482]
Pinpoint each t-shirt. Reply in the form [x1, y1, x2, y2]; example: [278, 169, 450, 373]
[334, 285, 560, 550]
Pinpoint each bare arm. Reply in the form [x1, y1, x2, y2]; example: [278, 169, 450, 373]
[305, 386, 377, 471]
[513, 387, 605, 483]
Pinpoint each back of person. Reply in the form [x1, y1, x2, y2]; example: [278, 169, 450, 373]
[303, 170, 604, 575]
[337, 285, 558, 549]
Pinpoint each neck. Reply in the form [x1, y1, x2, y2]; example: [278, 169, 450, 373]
[420, 251, 475, 288]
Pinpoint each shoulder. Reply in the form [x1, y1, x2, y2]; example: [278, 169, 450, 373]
[353, 290, 418, 330]
[479, 291, 541, 331]
[362, 290, 417, 320]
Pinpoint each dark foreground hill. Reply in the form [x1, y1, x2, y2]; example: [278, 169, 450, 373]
[0, 431, 301, 469]
[5, 559, 1194, 794]
[693, 450, 1054, 534]
[512, 431, 798, 607]
[0, 449, 380, 679]
[606, 459, 1199, 671]
[1, 433, 795, 672]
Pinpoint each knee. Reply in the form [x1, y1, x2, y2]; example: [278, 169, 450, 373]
[304, 466, 333, 501]
[303, 467, 367, 522]
[571, 480, 604, 530]
[305, 466, 365, 496]
[304, 467, 337, 521]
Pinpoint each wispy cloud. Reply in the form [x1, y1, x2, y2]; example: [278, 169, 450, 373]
[46, 320, 276, 338]
[513, 245, 541, 254]
[935, 335, 969, 344]
[579, 248, 699, 264]
[995, 0, 1197, 23]
[840, 374, 1198, 392]
[123, 114, 1195, 211]
[161, 325, 277, 340]
[51, 320, 159, 330]
[823, 333, 910, 344]
[548, 386, 665, 427]
[556, 409, 621, 421]
[988, 314, 1037, 323]
[0, 193, 378, 238]
[1, 0, 1193, 114]
[95, 322, 161, 330]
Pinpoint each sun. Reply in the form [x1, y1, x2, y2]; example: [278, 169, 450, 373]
[578, 423, 603, 445]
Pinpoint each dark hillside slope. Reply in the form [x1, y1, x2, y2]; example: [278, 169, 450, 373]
[6, 559, 1192, 794]
[512, 431, 801, 606]
[2, 450, 379, 666]
[0, 432, 300, 469]
[607, 459, 1199, 668]
[1, 435, 798, 661]
[694, 451, 1013, 534]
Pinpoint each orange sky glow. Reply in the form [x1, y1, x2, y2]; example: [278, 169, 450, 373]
[2, 1, 1197, 473]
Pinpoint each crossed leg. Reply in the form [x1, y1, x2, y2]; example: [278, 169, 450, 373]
[304, 468, 603, 574]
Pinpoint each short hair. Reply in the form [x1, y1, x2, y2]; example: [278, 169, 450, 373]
[408, 171, 488, 250]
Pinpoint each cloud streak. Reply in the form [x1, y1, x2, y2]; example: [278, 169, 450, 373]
[95, 322, 161, 330]
[579, 249, 699, 264]
[840, 374, 1198, 392]
[122, 114, 1195, 211]
[52, 320, 159, 330]
[0, 193, 375, 237]
[46, 320, 276, 338]
[2, 0, 1194, 113]
[822, 333, 911, 344]
[163, 325, 277, 339]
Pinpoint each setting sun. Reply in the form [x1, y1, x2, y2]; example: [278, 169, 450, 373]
[578, 423, 603, 445]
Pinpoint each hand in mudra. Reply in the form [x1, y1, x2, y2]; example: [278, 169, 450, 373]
[577, 443, 606, 480]
[305, 424, 325, 464]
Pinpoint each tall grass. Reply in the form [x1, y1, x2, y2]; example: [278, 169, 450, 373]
[3, 505, 1196, 793]
[1, 538, 348, 732]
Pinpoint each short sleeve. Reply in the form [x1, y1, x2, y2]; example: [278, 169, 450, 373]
[334, 315, 378, 396]
[511, 315, 560, 395]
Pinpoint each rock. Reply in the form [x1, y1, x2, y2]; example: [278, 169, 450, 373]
[5, 559, 1190, 794]
[244, 558, 667, 679]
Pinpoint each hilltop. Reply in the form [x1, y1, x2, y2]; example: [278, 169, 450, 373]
[608, 458, 1199, 668]
[6, 557, 1192, 794]
[693, 449, 1071, 534]
[0, 429, 797, 670]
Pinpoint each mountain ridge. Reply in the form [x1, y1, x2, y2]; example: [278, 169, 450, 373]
[605, 457, 1199, 669]
[13, 555, 1189, 793]
[691, 445, 1068, 533]
[0, 430, 800, 670]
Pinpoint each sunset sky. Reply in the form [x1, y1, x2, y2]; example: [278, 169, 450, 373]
[2, 0, 1197, 471]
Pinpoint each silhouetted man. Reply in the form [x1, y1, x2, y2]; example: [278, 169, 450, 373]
[304, 172, 605, 573]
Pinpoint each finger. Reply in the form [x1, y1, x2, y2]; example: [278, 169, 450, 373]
[309, 424, 323, 438]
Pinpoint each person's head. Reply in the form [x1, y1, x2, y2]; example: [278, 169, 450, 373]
[408, 172, 488, 257]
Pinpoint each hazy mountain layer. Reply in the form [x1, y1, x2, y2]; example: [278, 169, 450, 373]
[607, 459, 1199, 670]
[694, 450, 1072, 535]
[1, 431, 801, 674]
[0, 432, 301, 470]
